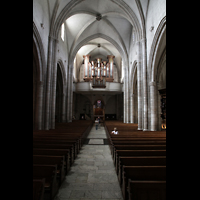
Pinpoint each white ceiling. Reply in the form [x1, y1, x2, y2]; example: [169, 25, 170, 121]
[63, 0, 137, 75]
[52, 0, 150, 77]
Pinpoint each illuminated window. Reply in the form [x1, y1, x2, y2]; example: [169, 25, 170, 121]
[61, 23, 65, 41]
[121, 59, 124, 81]
[132, 33, 135, 43]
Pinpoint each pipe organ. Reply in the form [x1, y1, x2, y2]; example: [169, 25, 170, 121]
[83, 55, 115, 88]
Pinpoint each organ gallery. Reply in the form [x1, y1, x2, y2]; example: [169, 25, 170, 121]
[83, 55, 115, 88]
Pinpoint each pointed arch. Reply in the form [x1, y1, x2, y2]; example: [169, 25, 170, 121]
[33, 22, 46, 82]
[130, 60, 138, 123]
[33, 21, 46, 130]
[130, 60, 137, 94]
[69, 33, 128, 69]
[148, 16, 166, 82]
[148, 16, 166, 131]
[55, 60, 67, 123]
[57, 59, 67, 93]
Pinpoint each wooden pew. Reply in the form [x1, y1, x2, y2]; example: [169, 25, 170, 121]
[33, 148, 70, 174]
[33, 164, 59, 200]
[110, 141, 166, 156]
[113, 145, 166, 164]
[122, 166, 166, 200]
[32, 143, 74, 165]
[33, 155, 65, 185]
[33, 136, 81, 153]
[110, 137, 166, 141]
[33, 138, 79, 157]
[127, 180, 166, 200]
[115, 150, 166, 174]
[33, 178, 45, 200]
[104, 121, 166, 138]
[118, 156, 166, 186]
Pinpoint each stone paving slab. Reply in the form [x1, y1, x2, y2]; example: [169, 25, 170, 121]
[88, 139, 104, 144]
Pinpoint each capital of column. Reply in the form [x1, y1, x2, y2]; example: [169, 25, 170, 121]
[136, 40, 140, 45]
[37, 80, 43, 86]
[140, 37, 146, 43]
[48, 35, 59, 43]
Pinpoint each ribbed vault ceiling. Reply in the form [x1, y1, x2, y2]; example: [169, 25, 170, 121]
[52, 0, 150, 76]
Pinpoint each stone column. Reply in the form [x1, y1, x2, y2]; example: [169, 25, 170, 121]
[67, 65, 70, 122]
[122, 59, 129, 123]
[141, 38, 148, 131]
[136, 41, 142, 130]
[126, 66, 129, 123]
[51, 38, 58, 129]
[62, 91, 66, 122]
[45, 36, 54, 130]
[150, 81, 157, 131]
[130, 93, 134, 123]
[67, 66, 73, 122]
[35, 81, 44, 130]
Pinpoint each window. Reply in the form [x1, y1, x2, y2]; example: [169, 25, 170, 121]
[132, 33, 135, 43]
[61, 23, 65, 41]
[97, 100, 101, 108]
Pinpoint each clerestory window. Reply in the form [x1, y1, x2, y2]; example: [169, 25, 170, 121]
[61, 23, 65, 41]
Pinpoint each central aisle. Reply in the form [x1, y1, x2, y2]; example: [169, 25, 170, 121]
[54, 124, 123, 200]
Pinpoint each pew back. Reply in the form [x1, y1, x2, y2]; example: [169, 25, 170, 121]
[122, 166, 166, 200]
[128, 180, 166, 200]
[33, 178, 45, 200]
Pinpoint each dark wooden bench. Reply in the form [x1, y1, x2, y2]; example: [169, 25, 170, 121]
[111, 140, 166, 150]
[111, 141, 166, 156]
[118, 156, 166, 186]
[33, 134, 82, 151]
[122, 166, 166, 200]
[33, 148, 70, 173]
[33, 164, 59, 200]
[32, 143, 75, 164]
[33, 138, 79, 157]
[111, 137, 166, 141]
[127, 180, 166, 200]
[33, 155, 65, 185]
[113, 145, 166, 163]
[33, 136, 81, 151]
[115, 149, 166, 173]
[33, 178, 45, 200]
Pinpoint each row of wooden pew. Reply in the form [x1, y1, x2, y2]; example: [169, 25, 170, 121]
[104, 121, 166, 200]
[33, 120, 93, 200]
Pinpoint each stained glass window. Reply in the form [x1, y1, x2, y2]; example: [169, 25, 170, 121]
[97, 100, 101, 108]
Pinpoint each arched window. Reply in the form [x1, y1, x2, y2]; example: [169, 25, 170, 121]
[97, 100, 101, 108]
[61, 23, 65, 41]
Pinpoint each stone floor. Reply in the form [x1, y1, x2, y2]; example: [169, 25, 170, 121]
[54, 124, 123, 200]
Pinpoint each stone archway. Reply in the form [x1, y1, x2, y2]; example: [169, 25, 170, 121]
[33, 42, 38, 129]
[33, 38, 44, 130]
[149, 16, 166, 131]
[55, 63, 64, 123]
